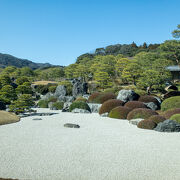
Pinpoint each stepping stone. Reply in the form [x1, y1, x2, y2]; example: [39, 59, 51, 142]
[33, 118, 42, 121]
[64, 123, 80, 128]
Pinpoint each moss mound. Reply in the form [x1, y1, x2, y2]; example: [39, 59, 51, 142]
[88, 92, 116, 104]
[52, 102, 64, 110]
[127, 108, 158, 120]
[161, 96, 180, 111]
[38, 100, 49, 108]
[109, 106, 131, 119]
[163, 108, 180, 119]
[0, 111, 20, 125]
[146, 115, 166, 124]
[99, 99, 124, 115]
[74, 97, 87, 103]
[170, 114, 180, 123]
[137, 120, 157, 130]
[69, 101, 91, 112]
[138, 95, 159, 105]
[124, 101, 147, 110]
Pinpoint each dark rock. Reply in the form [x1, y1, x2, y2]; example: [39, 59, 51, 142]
[154, 120, 180, 132]
[163, 91, 180, 99]
[117, 90, 139, 102]
[10, 82, 18, 89]
[165, 85, 178, 91]
[33, 118, 42, 120]
[54, 85, 67, 97]
[72, 79, 88, 97]
[64, 123, 80, 128]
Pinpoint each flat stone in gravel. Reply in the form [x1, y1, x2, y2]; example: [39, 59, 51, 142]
[64, 123, 80, 128]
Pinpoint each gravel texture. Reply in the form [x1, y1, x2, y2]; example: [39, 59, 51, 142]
[0, 108, 180, 180]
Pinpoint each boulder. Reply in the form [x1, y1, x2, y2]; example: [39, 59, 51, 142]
[117, 90, 139, 102]
[58, 96, 74, 102]
[64, 123, 80, 128]
[72, 79, 88, 97]
[129, 118, 144, 125]
[33, 118, 42, 120]
[71, 108, 91, 113]
[154, 120, 180, 132]
[41, 92, 54, 101]
[54, 85, 67, 97]
[100, 112, 108, 117]
[0, 111, 20, 125]
[48, 102, 54, 109]
[144, 102, 159, 111]
[88, 103, 101, 113]
[163, 91, 180, 99]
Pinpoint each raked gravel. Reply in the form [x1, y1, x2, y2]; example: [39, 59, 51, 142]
[0, 108, 180, 180]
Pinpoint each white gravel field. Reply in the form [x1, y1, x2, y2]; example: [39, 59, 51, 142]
[0, 108, 180, 180]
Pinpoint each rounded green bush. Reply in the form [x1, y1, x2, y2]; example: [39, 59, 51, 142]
[146, 115, 166, 124]
[170, 114, 180, 123]
[161, 96, 180, 111]
[163, 108, 180, 119]
[127, 108, 158, 120]
[137, 120, 157, 130]
[99, 99, 124, 115]
[69, 101, 91, 112]
[88, 92, 116, 104]
[52, 102, 64, 110]
[48, 96, 58, 103]
[124, 101, 147, 110]
[38, 100, 49, 108]
[109, 106, 131, 119]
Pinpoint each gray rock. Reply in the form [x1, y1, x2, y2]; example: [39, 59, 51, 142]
[144, 102, 158, 111]
[117, 90, 139, 102]
[55, 85, 67, 97]
[48, 102, 54, 109]
[72, 79, 88, 97]
[63, 102, 72, 109]
[64, 123, 80, 128]
[129, 118, 144, 125]
[154, 120, 180, 132]
[58, 96, 75, 102]
[88, 103, 101, 113]
[153, 96, 162, 105]
[41, 92, 54, 101]
[83, 94, 90, 100]
[71, 108, 91, 113]
[100, 112, 108, 117]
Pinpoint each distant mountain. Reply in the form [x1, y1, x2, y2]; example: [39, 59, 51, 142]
[0, 53, 58, 69]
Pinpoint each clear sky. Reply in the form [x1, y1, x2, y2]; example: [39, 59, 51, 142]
[0, 0, 179, 66]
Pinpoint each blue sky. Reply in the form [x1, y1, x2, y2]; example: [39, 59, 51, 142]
[0, 0, 179, 66]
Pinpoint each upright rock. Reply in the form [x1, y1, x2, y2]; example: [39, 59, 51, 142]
[54, 85, 67, 97]
[117, 90, 139, 102]
[72, 79, 88, 97]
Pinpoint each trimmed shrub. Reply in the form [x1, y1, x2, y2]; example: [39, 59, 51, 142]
[99, 99, 124, 115]
[163, 108, 180, 119]
[52, 102, 64, 110]
[48, 85, 58, 93]
[161, 96, 180, 111]
[109, 106, 131, 119]
[170, 114, 180, 123]
[127, 108, 158, 120]
[48, 96, 58, 103]
[69, 101, 91, 112]
[35, 85, 50, 95]
[137, 120, 157, 130]
[88, 92, 116, 104]
[75, 97, 87, 103]
[38, 100, 49, 108]
[146, 115, 166, 124]
[124, 101, 147, 110]
[138, 95, 159, 105]
[0, 111, 20, 125]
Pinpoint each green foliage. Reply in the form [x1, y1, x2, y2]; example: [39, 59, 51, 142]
[16, 84, 33, 95]
[38, 100, 49, 108]
[69, 101, 91, 112]
[52, 102, 64, 110]
[109, 106, 131, 119]
[99, 99, 124, 115]
[0, 74, 11, 88]
[48, 96, 58, 102]
[161, 96, 180, 111]
[137, 120, 157, 130]
[127, 108, 158, 120]
[75, 97, 87, 102]
[9, 94, 35, 114]
[48, 85, 58, 93]
[172, 24, 180, 39]
[58, 81, 73, 95]
[170, 114, 180, 123]
[0, 85, 17, 104]
[35, 85, 49, 95]
[16, 76, 30, 85]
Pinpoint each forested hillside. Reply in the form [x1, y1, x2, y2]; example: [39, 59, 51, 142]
[0, 53, 56, 69]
